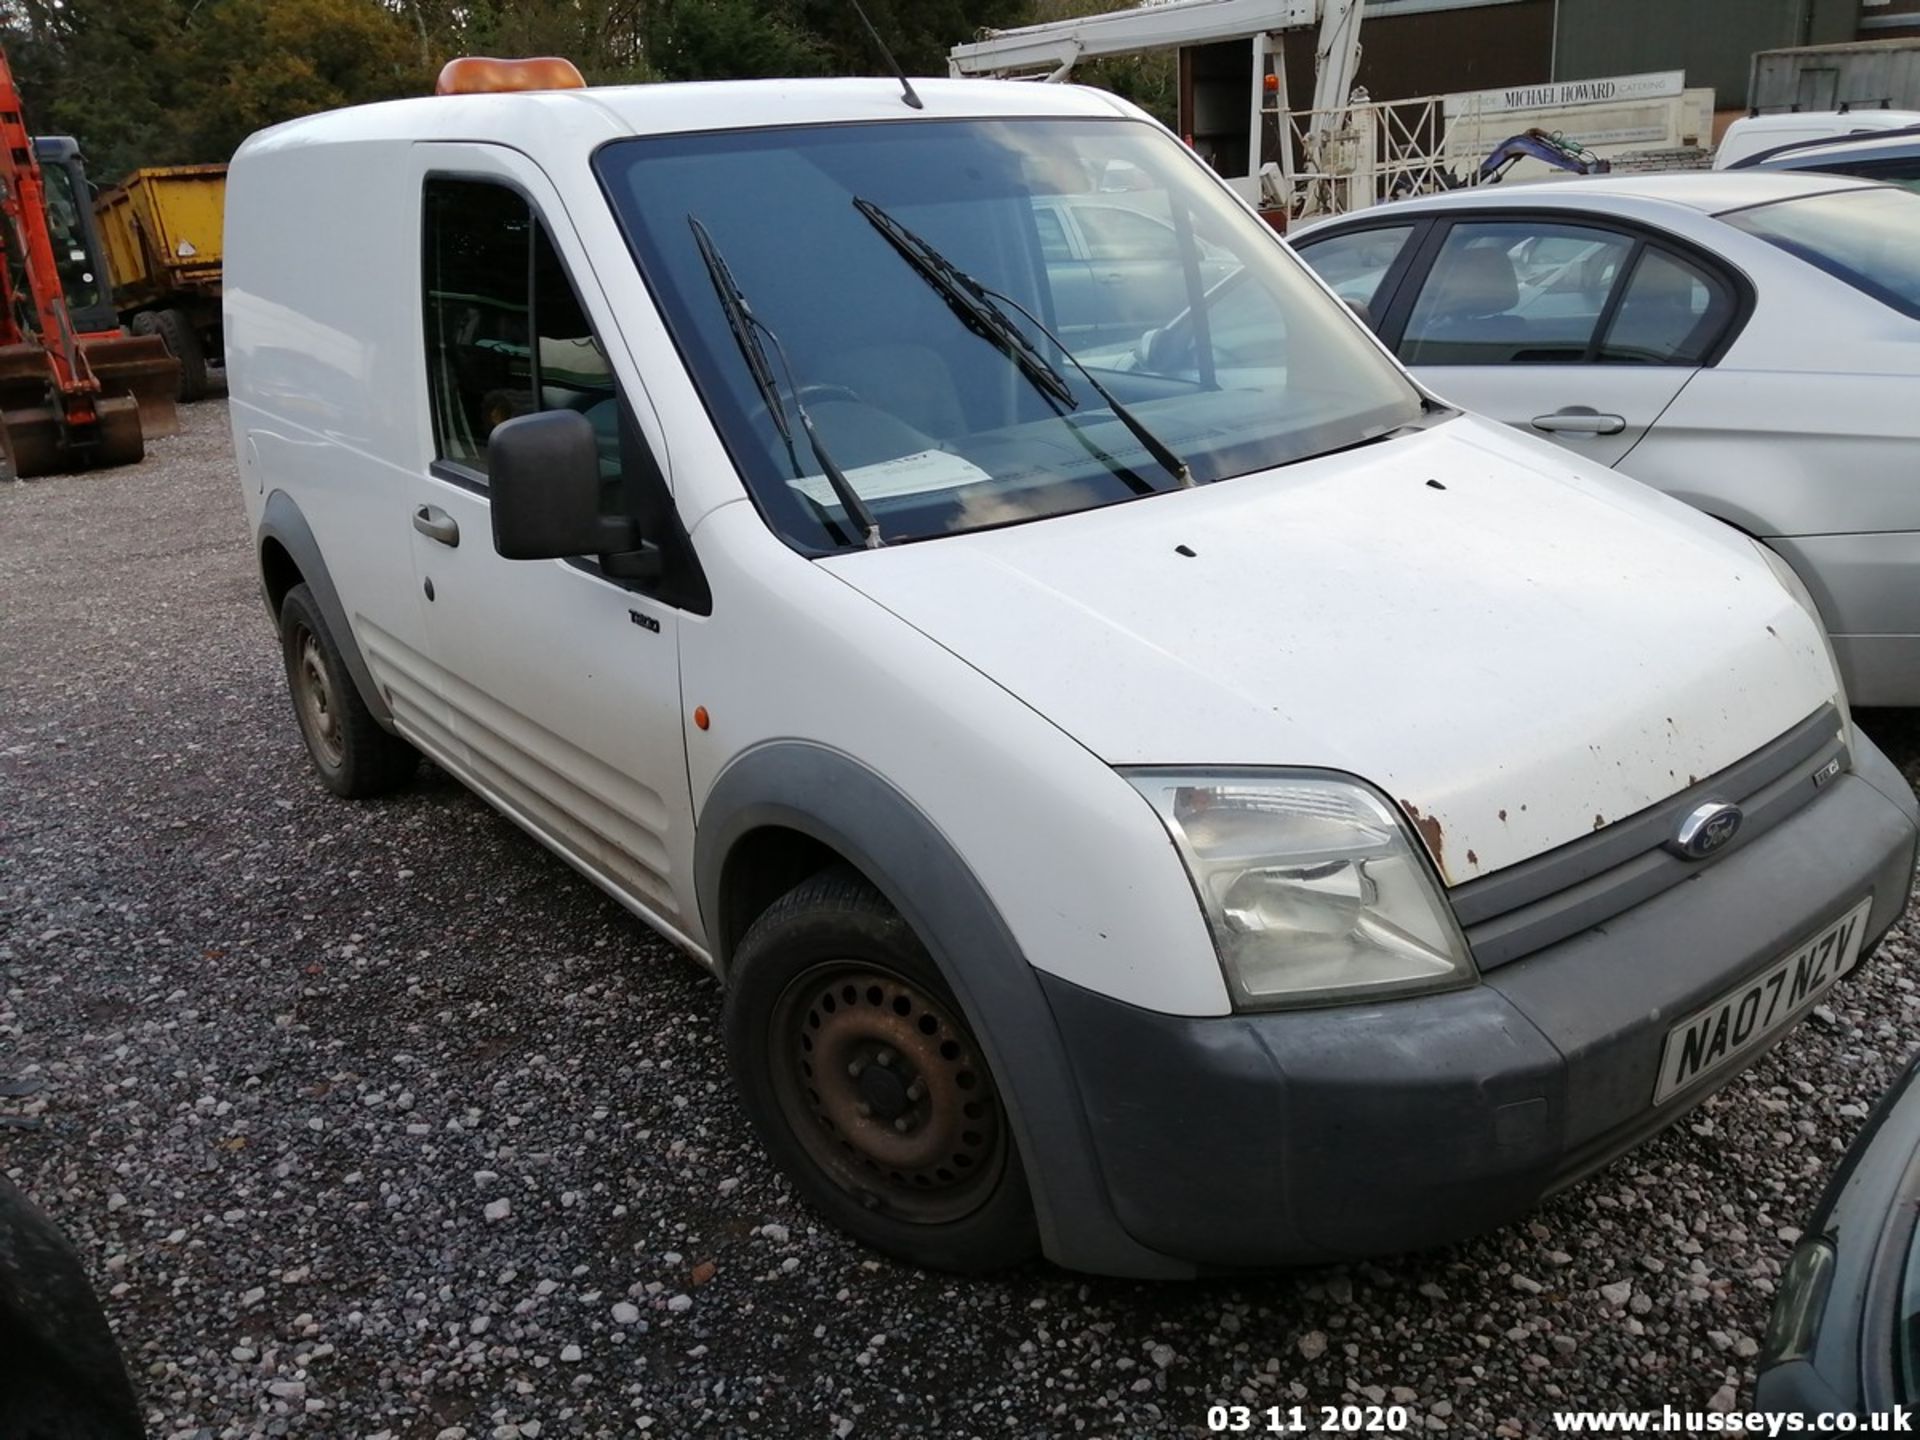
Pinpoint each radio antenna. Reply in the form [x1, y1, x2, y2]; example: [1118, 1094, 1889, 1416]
[847, 0, 923, 110]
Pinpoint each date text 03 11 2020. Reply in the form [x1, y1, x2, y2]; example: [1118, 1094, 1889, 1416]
[1208, 1405, 1413, 1434]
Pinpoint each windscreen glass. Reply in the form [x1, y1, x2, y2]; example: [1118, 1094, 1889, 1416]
[41, 163, 102, 313]
[1724, 185, 1920, 320]
[595, 118, 1421, 550]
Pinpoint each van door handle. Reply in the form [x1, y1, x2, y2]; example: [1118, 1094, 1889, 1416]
[412, 505, 459, 546]
[1531, 408, 1626, 436]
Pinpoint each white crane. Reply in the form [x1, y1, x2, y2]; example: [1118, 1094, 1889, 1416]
[948, 0, 1366, 216]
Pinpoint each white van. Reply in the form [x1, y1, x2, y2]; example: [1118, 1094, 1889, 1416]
[1716, 109, 1920, 169]
[227, 65, 1919, 1277]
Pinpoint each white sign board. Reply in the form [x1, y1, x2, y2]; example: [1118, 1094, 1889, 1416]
[1445, 70, 1687, 118]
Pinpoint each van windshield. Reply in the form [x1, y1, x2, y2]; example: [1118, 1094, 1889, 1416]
[594, 118, 1422, 550]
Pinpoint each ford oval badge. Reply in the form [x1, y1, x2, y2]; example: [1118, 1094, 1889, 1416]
[1672, 801, 1743, 861]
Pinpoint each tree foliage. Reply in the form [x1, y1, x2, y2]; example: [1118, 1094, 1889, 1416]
[0, 0, 1154, 184]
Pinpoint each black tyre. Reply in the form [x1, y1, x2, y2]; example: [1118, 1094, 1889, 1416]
[723, 867, 1039, 1272]
[278, 582, 417, 798]
[146, 307, 209, 402]
[0, 1179, 142, 1440]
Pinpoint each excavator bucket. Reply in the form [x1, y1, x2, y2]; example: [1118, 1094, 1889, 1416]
[0, 340, 62, 478]
[90, 393, 145, 468]
[0, 342, 144, 477]
[78, 331, 180, 438]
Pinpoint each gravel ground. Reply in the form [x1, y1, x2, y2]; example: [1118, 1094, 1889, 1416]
[1, 400, 1916, 1439]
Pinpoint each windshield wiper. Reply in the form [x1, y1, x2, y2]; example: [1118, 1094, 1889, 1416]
[851, 196, 1073, 409]
[688, 215, 884, 549]
[852, 196, 1194, 490]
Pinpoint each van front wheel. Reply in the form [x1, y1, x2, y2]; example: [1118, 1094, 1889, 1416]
[723, 868, 1039, 1272]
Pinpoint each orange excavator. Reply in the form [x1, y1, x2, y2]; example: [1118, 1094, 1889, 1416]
[0, 48, 176, 477]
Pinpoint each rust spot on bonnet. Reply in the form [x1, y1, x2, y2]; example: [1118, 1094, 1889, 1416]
[1399, 800, 1451, 883]
[1592, 813, 1606, 831]
[1497, 808, 1508, 822]
[1466, 849, 1480, 869]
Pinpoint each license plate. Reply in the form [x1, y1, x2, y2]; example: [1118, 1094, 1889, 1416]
[1654, 896, 1872, 1104]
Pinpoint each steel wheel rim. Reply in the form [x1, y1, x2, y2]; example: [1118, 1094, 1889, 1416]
[293, 629, 344, 769]
[769, 962, 1008, 1224]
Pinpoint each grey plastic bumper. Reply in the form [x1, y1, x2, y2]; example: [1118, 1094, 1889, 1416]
[1038, 734, 1918, 1269]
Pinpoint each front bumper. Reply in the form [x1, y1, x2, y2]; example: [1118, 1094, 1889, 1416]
[1039, 733, 1919, 1269]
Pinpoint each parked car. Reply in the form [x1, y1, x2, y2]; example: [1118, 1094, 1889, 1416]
[1292, 172, 1920, 706]
[1741, 124, 1920, 190]
[1755, 1054, 1920, 1417]
[228, 69, 1920, 1276]
[1716, 110, 1920, 170]
[1031, 194, 1239, 348]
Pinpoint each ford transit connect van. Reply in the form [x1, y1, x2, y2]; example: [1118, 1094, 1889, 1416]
[226, 68, 1919, 1277]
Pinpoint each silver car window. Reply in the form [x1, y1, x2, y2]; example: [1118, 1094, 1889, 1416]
[1724, 185, 1920, 320]
[1401, 221, 1633, 366]
[1295, 224, 1416, 312]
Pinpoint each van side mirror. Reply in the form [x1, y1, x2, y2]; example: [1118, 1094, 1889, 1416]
[488, 410, 659, 579]
[1345, 297, 1376, 331]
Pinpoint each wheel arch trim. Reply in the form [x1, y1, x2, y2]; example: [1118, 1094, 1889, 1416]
[694, 740, 1190, 1278]
[257, 488, 393, 727]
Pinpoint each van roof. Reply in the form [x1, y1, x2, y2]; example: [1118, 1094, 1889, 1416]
[1726, 109, 1920, 136]
[1753, 126, 1920, 165]
[235, 77, 1140, 157]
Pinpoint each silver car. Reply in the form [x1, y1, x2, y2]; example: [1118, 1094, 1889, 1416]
[1293, 172, 1920, 706]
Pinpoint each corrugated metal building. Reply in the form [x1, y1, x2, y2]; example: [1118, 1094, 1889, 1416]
[1552, 0, 1856, 107]
[1750, 34, 1920, 109]
[1282, 0, 1555, 105]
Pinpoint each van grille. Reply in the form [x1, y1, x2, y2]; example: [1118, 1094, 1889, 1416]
[1452, 706, 1848, 972]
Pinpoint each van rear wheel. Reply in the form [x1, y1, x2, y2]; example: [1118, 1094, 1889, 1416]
[278, 583, 417, 798]
[723, 868, 1038, 1272]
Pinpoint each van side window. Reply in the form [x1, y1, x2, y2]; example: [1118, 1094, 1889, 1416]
[424, 178, 633, 481]
[530, 222, 622, 474]
[423, 179, 531, 472]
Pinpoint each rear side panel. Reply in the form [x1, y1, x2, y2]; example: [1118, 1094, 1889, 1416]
[225, 132, 445, 745]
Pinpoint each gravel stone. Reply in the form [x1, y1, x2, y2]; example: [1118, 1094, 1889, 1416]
[2, 400, 1916, 1434]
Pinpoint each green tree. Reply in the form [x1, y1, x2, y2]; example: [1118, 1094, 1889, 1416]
[1026, 0, 1177, 127]
[794, 0, 1030, 78]
[1, 0, 199, 181]
[647, 0, 828, 82]
[451, 0, 651, 81]
[178, 0, 426, 162]
[0, 0, 1068, 182]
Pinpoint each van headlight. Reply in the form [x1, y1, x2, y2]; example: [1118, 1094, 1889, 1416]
[1126, 770, 1476, 1010]
[1753, 540, 1853, 752]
